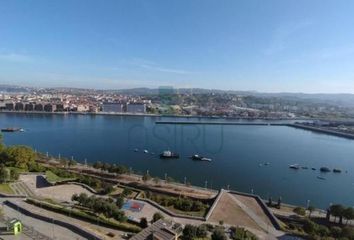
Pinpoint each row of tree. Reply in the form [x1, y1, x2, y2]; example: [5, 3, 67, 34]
[328, 204, 354, 225]
[92, 161, 129, 174]
[71, 193, 126, 222]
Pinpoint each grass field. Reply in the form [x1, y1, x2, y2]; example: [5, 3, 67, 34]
[0, 183, 14, 194]
[45, 170, 76, 184]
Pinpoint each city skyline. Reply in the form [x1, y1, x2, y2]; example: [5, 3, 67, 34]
[1, 0, 354, 93]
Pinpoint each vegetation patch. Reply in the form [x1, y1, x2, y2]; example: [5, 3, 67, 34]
[144, 191, 210, 217]
[45, 170, 76, 184]
[25, 198, 141, 233]
[0, 183, 14, 194]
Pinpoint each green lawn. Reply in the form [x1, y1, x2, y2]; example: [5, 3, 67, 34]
[0, 183, 14, 194]
[45, 170, 76, 184]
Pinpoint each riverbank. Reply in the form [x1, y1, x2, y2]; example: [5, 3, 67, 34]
[0, 110, 309, 121]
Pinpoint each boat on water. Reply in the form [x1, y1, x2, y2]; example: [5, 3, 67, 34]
[159, 150, 179, 159]
[311, 168, 316, 171]
[289, 164, 300, 170]
[191, 154, 212, 162]
[1, 128, 24, 132]
[333, 168, 342, 173]
[320, 167, 331, 173]
[143, 149, 149, 153]
[317, 176, 326, 180]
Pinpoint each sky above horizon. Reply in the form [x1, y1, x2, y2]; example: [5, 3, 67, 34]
[1, 0, 354, 93]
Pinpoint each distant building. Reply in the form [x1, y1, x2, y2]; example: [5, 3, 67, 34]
[76, 105, 89, 112]
[44, 103, 56, 112]
[126, 103, 146, 113]
[130, 219, 182, 240]
[102, 102, 124, 113]
[15, 102, 24, 111]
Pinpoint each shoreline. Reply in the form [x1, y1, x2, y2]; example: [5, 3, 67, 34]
[0, 110, 310, 121]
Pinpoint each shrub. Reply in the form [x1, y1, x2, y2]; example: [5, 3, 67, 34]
[212, 228, 227, 240]
[293, 207, 306, 216]
[152, 212, 164, 223]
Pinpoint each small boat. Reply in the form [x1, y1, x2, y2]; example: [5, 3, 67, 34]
[264, 162, 270, 166]
[320, 167, 331, 173]
[311, 168, 316, 171]
[301, 166, 308, 170]
[134, 148, 139, 152]
[289, 164, 300, 170]
[160, 150, 179, 159]
[317, 176, 326, 180]
[333, 168, 342, 173]
[143, 149, 149, 153]
[151, 152, 155, 155]
[1, 127, 24, 132]
[191, 154, 212, 162]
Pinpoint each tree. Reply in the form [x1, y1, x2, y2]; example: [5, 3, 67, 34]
[330, 204, 345, 224]
[140, 217, 148, 228]
[196, 225, 208, 238]
[0, 164, 9, 183]
[211, 228, 227, 240]
[152, 212, 164, 223]
[307, 205, 315, 218]
[183, 224, 197, 240]
[4, 146, 36, 169]
[343, 207, 354, 224]
[116, 196, 124, 209]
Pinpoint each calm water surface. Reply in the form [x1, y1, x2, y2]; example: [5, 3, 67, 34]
[1, 113, 354, 209]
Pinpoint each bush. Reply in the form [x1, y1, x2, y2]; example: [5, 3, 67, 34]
[140, 217, 148, 228]
[196, 224, 208, 238]
[303, 219, 318, 234]
[152, 212, 164, 223]
[212, 228, 227, 240]
[183, 224, 197, 240]
[293, 207, 306, 216]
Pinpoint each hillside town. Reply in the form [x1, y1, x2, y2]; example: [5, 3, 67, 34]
[1, 86, 353, 120]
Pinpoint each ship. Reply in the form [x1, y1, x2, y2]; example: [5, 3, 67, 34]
[159, 150, 179, 159]
[333, 168, 342, 173]
[320, 167, 331, 173]
[1, 128, 24, 132]
[289, 164, 300, 170]
[191, 154, 212, 162]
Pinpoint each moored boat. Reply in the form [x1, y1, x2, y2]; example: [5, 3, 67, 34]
[1, 127, 24, 132]
[333, 168, 342, 173]
[320, 167, 331, 173]
[289, 164, 300, 170]
[160, 150, 179, 159]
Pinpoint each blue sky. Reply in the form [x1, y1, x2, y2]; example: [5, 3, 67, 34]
[1, 0, 354, 93]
